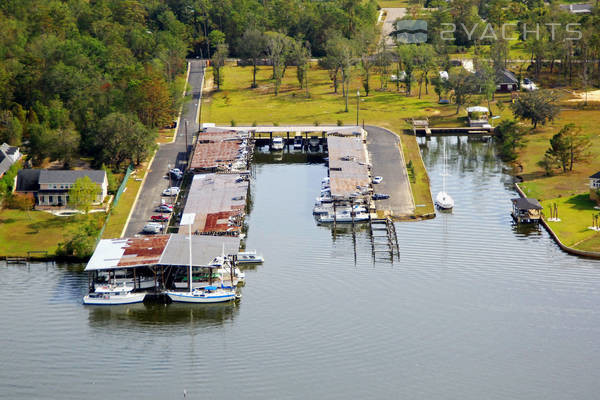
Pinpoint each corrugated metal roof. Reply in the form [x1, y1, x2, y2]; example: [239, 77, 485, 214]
[85, 234, 240, 271]
[182, 173, 248, 234]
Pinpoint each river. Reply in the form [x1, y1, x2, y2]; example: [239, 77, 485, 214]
[1, 136, 600, 399]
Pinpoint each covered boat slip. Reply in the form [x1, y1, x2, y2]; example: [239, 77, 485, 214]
[181, 173, 249, 235]
[326, 130, 371, 201]
[86, 234, 241, 271]
[85, 234, 241, 293]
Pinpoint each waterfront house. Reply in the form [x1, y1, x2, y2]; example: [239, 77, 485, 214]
[15, 169, 107, 207]
[511, 197, 543, 223]
[0, 143, 21, 178]
[496, 69, 519, 92]
[590, 171, 600, 204]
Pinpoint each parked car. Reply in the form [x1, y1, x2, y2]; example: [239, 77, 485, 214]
[143, 223, 162, 234]
[372, 193, 390, 200]
[156, 205, 173, 213]
[162, 187, 180, 196]
[372, 176, 383, 184]
[150, 215, 169, 222]
[522, 78, 538, 92]
[169, 170, 183, 180]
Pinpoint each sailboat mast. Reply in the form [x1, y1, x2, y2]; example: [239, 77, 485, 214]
[442, 139, 446, 193]
[188, 223, 193, 294]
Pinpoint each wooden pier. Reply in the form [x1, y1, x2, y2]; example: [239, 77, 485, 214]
[369, 218, 400, 262]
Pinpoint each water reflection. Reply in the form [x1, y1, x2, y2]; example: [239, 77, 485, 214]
[87, 302, 239, 332]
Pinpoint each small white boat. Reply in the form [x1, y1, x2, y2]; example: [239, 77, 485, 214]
[293, 135, 303, 149]
[318, 210, 370, 224]
[316, 195, 333, 203]
[435, 191, 454, 210]
[167, 286, 237, 304]
[435, 139, 454, 210]
[237, 250, 264, 264]
[271, 137, 284, 150]
[309, 136, 320, 148]
[313, 203, 333, 215]
[83, 283, 146, 305]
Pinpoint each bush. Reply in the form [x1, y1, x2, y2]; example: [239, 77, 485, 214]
[7, 193, 34, 210]
[314, 120, 320, 126]
[337, 120, 343, 126]
[230, 119, 236, 126]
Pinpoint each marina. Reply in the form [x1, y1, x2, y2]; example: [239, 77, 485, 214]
[4, 138, 600, 399]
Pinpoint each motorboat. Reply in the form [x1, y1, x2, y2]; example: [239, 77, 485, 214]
[313, 203, 333, 215]
[293, 135, 303, 149]
[83, 283, 146, 305]
[172, 255, 245, 289]
[316, 195, 333, 203]
[435, 139, 454, 210]
[271, 137, 284, 150]
[167, 286, 238, 304]
[318, 210, 370, 224]
[237, 250, 264, 264]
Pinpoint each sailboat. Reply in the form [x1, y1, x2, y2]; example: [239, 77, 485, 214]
[435, 138, 454, 210]
[166, 214, 238, 304]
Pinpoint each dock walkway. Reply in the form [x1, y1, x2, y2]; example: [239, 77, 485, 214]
[365, 126, 415, 218]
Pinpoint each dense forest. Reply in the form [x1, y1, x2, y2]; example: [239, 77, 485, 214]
[0, 0, 377, 171]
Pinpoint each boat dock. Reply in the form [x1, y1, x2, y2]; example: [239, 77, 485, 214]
[326, 131, 371, 201]
[189, 130, 252, 172]
[181, 173, 249, 235]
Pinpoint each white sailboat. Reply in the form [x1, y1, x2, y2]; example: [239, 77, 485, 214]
[166, 213, 238, 304]
[435, 138, 454, 210]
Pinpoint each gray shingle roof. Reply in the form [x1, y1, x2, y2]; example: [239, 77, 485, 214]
[590, 171, 600, 179]
[512, 197, 543, 210]
[38, 170, 106, 185]
[16, 169, 41, 192]
[497, 69, 518, 84]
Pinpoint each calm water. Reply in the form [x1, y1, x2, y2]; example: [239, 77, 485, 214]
[2, 137, 600, 399]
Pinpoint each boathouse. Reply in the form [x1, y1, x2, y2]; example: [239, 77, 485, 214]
[466, 106, 491, 128]
[511, 197, 543, 223]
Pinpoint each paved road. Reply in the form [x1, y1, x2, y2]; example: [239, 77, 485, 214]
[382, 8, 407, 46]
[365, 125, 415, 218]
[124, 60, 205, 237]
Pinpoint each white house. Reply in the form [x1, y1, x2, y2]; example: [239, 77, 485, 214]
[16, 169, 108, 207]
[0, 143, 21, 178]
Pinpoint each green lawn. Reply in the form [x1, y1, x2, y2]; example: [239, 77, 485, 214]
[101, 164, 148, 239]
[399, 134, 434, 216]
[539, 194, 600, 251]
[0, 210, 104, 257]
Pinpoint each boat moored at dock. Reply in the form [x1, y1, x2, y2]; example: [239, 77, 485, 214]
[83, 283, 146, 305]
[236, 250, 264, 264]
[166, 286, 238, 303]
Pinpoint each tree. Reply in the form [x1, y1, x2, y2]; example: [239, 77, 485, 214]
[56, 216, 102, 259]
[448, 69, 478, 114]
[494, 119, 527, 161]
[265, 32, 290, 96]
[0, 110, 22, 145]
[51, 126, 80, 168]
[95, 112, 155, 169]
[545, 124, 591, 173]
[511, 90, 560, 128]
[238, 28, 266, 89]
[476, 64, 497, 114]
[355, 27, 378, 96]
[289, 39, 310, 91]
[396, 44, 417, 96]
[68, 176, 101, 214]
[211, 43, 228, 91]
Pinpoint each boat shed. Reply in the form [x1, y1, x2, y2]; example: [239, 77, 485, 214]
[85, 234, 240, 271]
[189, 130, 251, 172]
[181, 173, 249, 235]
[511, 197, 543, 223]
[326, 130, 371, 201]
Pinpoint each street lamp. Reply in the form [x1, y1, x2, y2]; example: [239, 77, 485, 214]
[356, 90, 360, 127]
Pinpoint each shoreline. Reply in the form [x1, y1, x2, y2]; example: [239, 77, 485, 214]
[514, 182, 600, 259]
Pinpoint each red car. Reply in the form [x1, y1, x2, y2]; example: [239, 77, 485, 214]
[150, 215, 169, 222]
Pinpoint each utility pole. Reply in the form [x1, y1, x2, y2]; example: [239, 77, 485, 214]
[185, 120, 189, 158]
[356, 90, 360, 126]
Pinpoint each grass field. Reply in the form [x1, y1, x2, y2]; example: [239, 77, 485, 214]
[0, 210, 105, 257]
[540, 194, 600, 251]
[399, 134, 435, 216]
